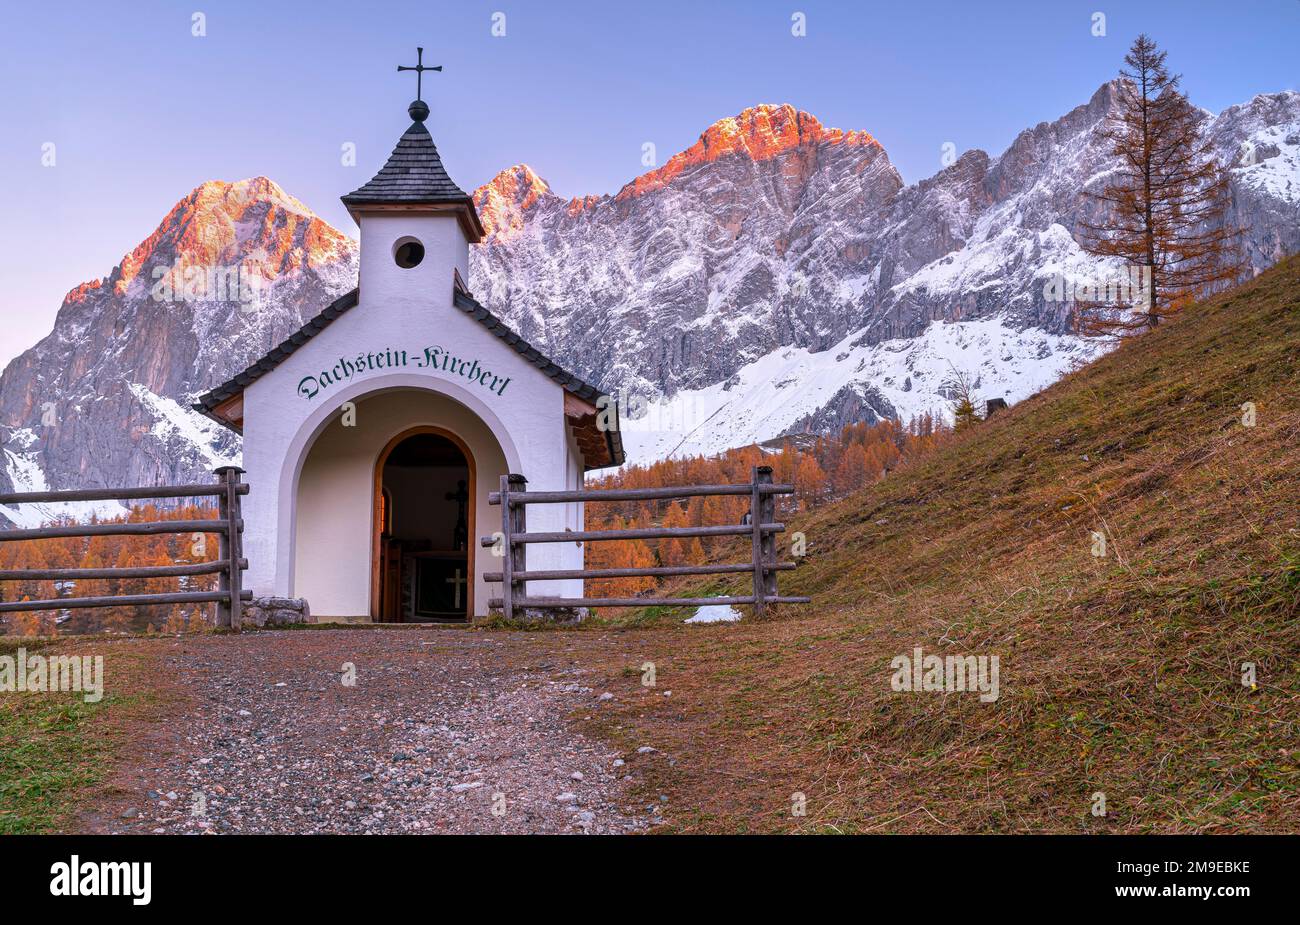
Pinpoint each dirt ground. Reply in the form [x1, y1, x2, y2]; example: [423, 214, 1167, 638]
[73, 627, 676, 835]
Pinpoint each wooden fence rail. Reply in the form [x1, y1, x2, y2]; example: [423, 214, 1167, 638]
[0, 466, 249, 629]
[482, 465, 809, 620]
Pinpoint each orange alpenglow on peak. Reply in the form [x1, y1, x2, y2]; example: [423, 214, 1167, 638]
[566, 194, 601, 217]
[474, 164, 554, 237]
[90, 177, 352, 300]
[617, 103, 881, 200]
[170, 177, 321, 224]
[63, 278, 105, 306]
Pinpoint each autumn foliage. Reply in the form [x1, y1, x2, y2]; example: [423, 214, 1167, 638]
[0, 504, 219, 637]
[583, 415, 948, 596]
[1076, 34, 1245, 334]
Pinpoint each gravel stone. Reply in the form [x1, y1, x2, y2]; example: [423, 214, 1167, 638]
[92, 629, 648, 835]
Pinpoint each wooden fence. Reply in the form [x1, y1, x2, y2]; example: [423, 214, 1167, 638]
[0, 466, 249, 630]
[482, 464, 809, 620]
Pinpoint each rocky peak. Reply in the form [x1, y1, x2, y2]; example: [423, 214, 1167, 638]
[110, 177, 351, 299]
[4, 85, 1297, 509]
[1210, 89, 1300, 158]
[0, 178, 360, 507]
[468, 86, 1299, 462]
[474, 165, 556, 238]
[615, 103, 882, 200]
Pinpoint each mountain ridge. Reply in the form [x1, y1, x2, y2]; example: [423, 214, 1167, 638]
[2, 84, 1298, 519]
[0, 177, 358, 524]
[468, 81, 1298, 459]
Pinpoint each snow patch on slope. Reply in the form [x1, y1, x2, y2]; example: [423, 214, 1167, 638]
[1235, 122, 1300, 203]
[685, 602, 743, 624]
[2, 428, 129, 528]
[0, 387, 241, 528]
[620, 317, 1108, 463]
[127, 384, 242, 471]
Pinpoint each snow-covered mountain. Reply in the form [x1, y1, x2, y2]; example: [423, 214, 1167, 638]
[469, 85, 1300, 460]
[2, 84, 1297, 521]
[0, 178, 357, 525]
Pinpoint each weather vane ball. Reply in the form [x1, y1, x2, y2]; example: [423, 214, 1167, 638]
[397, 46, 441, 123]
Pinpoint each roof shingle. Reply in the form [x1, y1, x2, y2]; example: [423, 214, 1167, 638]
[342, 120, 468, 205]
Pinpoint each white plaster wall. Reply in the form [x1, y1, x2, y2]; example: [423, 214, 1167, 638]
[359, 214, 469, 303]
[560, 422, 586, 581]
[239, 211, 586, 618]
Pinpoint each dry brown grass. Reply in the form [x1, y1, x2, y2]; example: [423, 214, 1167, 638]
[575, 256, 1300, 833]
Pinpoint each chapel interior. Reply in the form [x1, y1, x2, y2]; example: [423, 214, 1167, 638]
[378, 431, 471, 621]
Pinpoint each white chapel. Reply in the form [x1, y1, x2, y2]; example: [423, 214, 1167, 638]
[194, 85, 624, 622]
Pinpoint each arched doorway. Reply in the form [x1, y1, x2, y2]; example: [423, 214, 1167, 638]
[286, 383, 514, 620]
[371, 426, 475, 622]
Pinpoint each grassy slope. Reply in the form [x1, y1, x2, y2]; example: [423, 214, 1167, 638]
[584, 256, 1300, 833]
[0, 637, 164, 833]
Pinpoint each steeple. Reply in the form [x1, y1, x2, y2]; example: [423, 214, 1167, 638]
[341, 88, 485, 242]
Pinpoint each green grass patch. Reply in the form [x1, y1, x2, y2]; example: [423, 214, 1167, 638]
[0, 689, 127, 834]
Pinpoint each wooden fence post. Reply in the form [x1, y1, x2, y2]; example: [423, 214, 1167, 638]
[750, 466, 771, 619]
[498, 473, 528, 620]
[757, 466, 778, 603]
[509, 475, 528, 618]
[498, 475, 513, 620]
[215, 466, 245, 631]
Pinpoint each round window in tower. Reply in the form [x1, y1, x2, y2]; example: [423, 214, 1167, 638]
[393, 237, 425, 269]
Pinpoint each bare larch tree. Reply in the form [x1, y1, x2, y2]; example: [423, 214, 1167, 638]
[1077, 34, 1245, 335]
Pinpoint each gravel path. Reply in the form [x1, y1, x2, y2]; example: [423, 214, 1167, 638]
[93, 629, 650, 834]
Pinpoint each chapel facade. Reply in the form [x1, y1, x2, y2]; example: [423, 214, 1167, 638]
[194, 95, 623, 621]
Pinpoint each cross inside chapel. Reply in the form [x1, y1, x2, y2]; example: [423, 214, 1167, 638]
[445, 568, 466, 609]
[397, 47, 442, 102]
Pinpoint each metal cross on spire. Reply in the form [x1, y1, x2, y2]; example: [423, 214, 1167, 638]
[397, 47, 442, 102]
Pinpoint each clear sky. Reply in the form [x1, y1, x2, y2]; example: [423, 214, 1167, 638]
[1, 0, 1295, 367]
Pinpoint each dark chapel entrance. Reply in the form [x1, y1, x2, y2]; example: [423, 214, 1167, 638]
[373, 427, 473, 622]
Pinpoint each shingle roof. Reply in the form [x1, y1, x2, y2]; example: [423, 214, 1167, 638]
[452, 289, 625, 468]
[339, 104, 487, 241]
[451, 290, 601, 402]
[192, 286, 625, 469]
[342, 120, 471, 206]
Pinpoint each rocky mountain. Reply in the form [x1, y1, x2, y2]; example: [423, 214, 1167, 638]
[469, 87, 1300, 459]
[0, 178, 357, 525]
[2, 85, 1297, 522]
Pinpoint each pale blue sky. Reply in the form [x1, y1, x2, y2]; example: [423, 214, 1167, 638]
[1, 0, 1295, 366]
